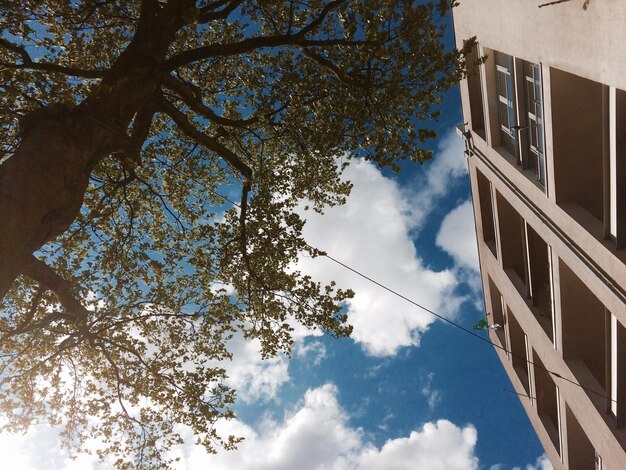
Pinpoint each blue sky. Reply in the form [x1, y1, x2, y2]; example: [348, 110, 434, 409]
[0, 87, 552, 469]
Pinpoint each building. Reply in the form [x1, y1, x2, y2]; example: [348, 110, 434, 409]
[453, 1, 626, 468]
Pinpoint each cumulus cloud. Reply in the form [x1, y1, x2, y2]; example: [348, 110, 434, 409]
[435, 198, 483, 307]
[353, 420, 478, 470]
[170, 384, 479, 470]
[513, 454, 554, 470]
[219, 313, 329, 402]
[0, 423, 111, 470]
[0, 383, 480, 470]
[295, 340, 327, 366]
[436, 199, 479, 272]
[420, 372, 442, 410]
[220, 333, 290, 402]
[297, 158, 461, 356]
[408, 129, 468, 226]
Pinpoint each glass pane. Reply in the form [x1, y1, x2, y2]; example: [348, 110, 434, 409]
[497, 70, 508, 97]
[529, 146, 539, 172]
[528, 117, 538, 148]
[506, 76, 514, 105]
[526, 79, 536, 113]
[499, 101, 510, 128]
[495, 51, 509, 67]
[523, 60, 534, 78]
[501, 131, 516, 155]
[532, 63, 541, 83]
[534, 81, 542, 117]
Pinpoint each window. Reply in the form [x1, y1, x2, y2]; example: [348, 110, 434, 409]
[488, 277, 507, 348]
[522, 60, 546, 185]
[496, 192, 555, 341]
[534, 351, 561, 455]
[559, 261, 607, 410]
[476, 170, 497, 256]
[609, 312, 626, 428]
[486, 52, 547, 189]
[496, 191, 526, 292]
[565, 405, 597, 469]
[551, 68, 604, 224]
[525, 224, 553, 340]
[551, 68, 626, 250]
[495, 51, 516, 155]
[466, 41, 486, 139]
[508, 311, 530, 396]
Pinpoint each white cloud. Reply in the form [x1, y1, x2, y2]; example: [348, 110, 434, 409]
[169, 384, 479, 470]
[436, 199, 479, 272]
[420, 372, 442, 410]
[168, 383, 362, 469]
[0, 423, 112, 470]
[297, 158, 461, 356]
[353, 420, 478, 470]
[435, 199, 484, 309]
[408, 130, 468, 226]
[513, 454, 554, 470]
[219, 333, 290, 403]
[0, 383, 480, 470]
[295, 340, 327, 366]
[218, 317, 325, 402]
[0, 424, 65, 470]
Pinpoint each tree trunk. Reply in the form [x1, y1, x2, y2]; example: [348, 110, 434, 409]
[0, 6, 189, 298]
[0, 109, 106, 298]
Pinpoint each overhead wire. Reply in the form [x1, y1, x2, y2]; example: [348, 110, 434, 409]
[199, 180, 615, 405]
[323, 251, 615, 404]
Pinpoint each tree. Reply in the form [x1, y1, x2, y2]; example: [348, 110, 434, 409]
[0, 1, 474, 467]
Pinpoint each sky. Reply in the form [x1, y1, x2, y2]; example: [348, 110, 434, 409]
[0, 89, 553, 469]
[0, 10, 554, 470]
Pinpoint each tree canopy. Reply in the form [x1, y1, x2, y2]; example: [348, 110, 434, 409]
[0, 1, 474, 467]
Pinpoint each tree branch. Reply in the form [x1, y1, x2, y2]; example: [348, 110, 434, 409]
[197, 0, 245, 23]
[132, 170, 187, 234]
[158, 96, 254, 274]
[140, 0, 161, 17]
[119, 105, 157, 166]
[294, 0, 349, 37]
[164, 36, 372, 71]
[163, 75, 255, 128]
[130, 107, 156, 151]
[162, 1, 361, 70]
[0, 287, 44, 339]
[0, 38, 107, 78]
[299, 48, 369, 89]
[238, 176, 252, 276]
[21, 256, 91, 322]
[159, 98, 252, 179]
[163, 75, 291, 129]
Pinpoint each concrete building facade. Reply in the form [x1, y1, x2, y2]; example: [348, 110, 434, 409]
[453, 1, 626, 468]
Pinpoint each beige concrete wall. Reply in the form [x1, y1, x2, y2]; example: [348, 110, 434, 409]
[470, 146, 626, 469]
[453, 0, 626, 91]
[455, 2, 626, 467]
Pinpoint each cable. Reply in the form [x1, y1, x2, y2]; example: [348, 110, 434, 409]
[200, 183, 615, 404]
[321, 252, 614, 403]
